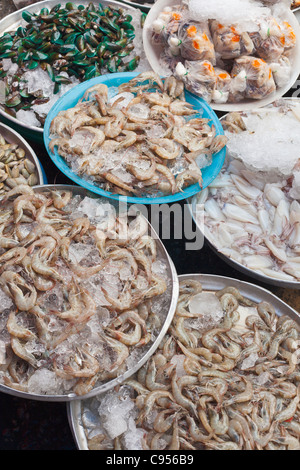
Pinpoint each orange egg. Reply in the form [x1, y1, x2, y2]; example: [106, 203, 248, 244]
[172, 12, 181, 21]
[187, 25, 197, 37]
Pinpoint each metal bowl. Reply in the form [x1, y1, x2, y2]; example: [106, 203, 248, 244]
[189, 98, 300, 289]
[0, 121, 46, 185]
[0, 184, 179, 402]
[143, 0, 300, 113]
[67, 272, 300, 450]
[0, 0, 138, 143]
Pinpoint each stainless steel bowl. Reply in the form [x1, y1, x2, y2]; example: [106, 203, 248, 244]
[0, 0, 138, 143]
[119, 0, 154, 11]
[0, 184, 179, 402]
[0, 121, 45, 185]
[189, 98, 300, 290]
[67, 272, 300, 450]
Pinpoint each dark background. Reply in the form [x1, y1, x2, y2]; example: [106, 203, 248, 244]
[0, 0, 299, 450]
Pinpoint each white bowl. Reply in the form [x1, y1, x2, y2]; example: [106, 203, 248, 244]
[143, 0, 300, 112]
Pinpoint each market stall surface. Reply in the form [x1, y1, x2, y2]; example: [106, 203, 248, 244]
[0, 0, 299, 451]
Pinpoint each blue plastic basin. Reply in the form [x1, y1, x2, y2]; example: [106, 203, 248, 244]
[44, 72, 226, 205]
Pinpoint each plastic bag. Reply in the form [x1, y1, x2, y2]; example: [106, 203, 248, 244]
[230, 55, 276, 101]
[250, 16, 296, 61]
[177, 20, 216, 64]
[151, 7, 186, 46]
[212, 68, 231, 103]
[175, 60, 217, 103]
[249, 17, 285, 61]
[281, 20, 297, 55]
[210, 21, 254, 60]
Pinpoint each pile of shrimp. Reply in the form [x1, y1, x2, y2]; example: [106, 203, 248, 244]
[49, 71, 227, 198]
[0, 185, 170, 396]
[82, 279, 300, 450]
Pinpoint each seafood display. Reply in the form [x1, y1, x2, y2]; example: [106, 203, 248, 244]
[192, 100, 300, 285]
[0, 131, 40, 196]
[48, 72, 227, 198]
[75, 277, 300, 450]
[0, 185, 174, 397]
[147, 0, 298, 105]
[0, 1, 148, 128]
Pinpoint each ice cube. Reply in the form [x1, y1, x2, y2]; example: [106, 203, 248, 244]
[170, 355, 186, 377]
[27, 369, 64, 395]
[23, 68, 54, 97]
[109, 92, 134, 109]
[188, 292, 223, 320]
[123, 417, 145, 450]
[16, 109, 41, 128]
[240, 352, 259, 370]
[0, 288, 13, 313]
[98, 388, 135, 439]
[0, 340, 6, 365]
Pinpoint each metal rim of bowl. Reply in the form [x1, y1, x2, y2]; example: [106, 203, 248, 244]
[188, 97, 300, 289]
[119, 0, 153, 10]
[0, 0, 138, 135]
[142, 0, 300, 113]
[0, 183, 179, 402]
[67, 272, 300, 451]
[0, 121, 45, 185]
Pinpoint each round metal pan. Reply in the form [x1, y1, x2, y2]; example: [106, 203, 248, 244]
[119, 0, 154, 11]
[143, 0, 300, 113]
[189, 98, 300, 289]
[67, 272, 300, 450]
[0, 121, 45, 185]
[0, 0, 138, 143]
[0, 184, 179, 402]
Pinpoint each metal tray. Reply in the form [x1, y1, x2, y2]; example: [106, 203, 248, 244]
[119, 0, 154, 11]
[0, 184, 179, 402]
[67, 272, 300, 450]
[0, 121, 45, 185]
[0, 0, 138, 142]
[189, 98, 300, 290]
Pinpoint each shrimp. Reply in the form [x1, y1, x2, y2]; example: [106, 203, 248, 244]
[148, 138, 182, 160]
[10, 337, 38, 368]
[7, 311, 36, 340]
[120, 72, 164, 92]
[164, 76, 185, 99]
[51, 190, 72, 210]
[171, 373, 198, 417]
[169, 100, 195, 116]
[63, 348, 100, 378]
[137, 390, 175, 425]
[105, 321, 142, 347]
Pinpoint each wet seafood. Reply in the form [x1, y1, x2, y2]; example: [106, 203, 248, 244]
[49, 72, 227, 198]
[292, 1, 300, 9]
[149, 0, 297, 104]
[0, 133, 39, 197]
[193, 102, 300, 284]
[0, 187, 172, 396]
[79, 278, 300, 450]
[0, 2, 147, 127]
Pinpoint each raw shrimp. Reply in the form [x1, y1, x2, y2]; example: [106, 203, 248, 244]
[49, 74, 226, 199]
[82, 278, 300, 451]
